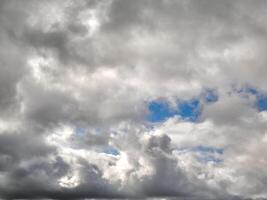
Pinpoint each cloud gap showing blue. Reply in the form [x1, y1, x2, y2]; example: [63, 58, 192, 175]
[147, 89, 219, 123]
[241, 87, 267, 112]
[176, 145, 224, 164]
[75, 127, 86, 136]
[192, 145, 224, 155]
[147, 98, 202, 122]
[193, 145, 224, 164]
[177, 99, 201, 121]
[103, 146, 120, 156]
[203, 89, 218, 103]
[196, 155, 223, 164]
[147, 101, 174, 122]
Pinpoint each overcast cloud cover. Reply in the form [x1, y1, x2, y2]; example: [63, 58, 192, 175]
[1, 0, 267, 199]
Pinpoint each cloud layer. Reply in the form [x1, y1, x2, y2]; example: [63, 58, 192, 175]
[0, 0, 267, 199]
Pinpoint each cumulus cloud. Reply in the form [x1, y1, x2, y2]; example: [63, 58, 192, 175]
[0, 0, 267, 199]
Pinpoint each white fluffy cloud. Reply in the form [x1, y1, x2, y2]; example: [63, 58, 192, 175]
[0, 0, 267, 199]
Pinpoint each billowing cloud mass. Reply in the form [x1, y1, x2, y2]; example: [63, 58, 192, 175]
[1, 0, 267, 199]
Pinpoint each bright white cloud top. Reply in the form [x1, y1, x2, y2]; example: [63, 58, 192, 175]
[0, 0, 267, 199]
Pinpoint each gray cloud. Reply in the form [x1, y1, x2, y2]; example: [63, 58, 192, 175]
[0, 0, 267, 199]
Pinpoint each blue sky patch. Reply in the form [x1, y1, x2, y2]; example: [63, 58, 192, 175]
[243, 87, 258, 95]
[192, 145, 224, 154]
[147, 98, 202, 122]
[203, 89, 218, 103]
[177, 99, 201, 121]
[103, 146, 120, 156]
[176, 145, 224, 164]
[193, 145, 224, 164]
[147, 101, 175, 122]
[256, 94, 267, 111]
[241, 87, 267, 112]
[75, 127, 86, 136]
[196, 155, 223, 164]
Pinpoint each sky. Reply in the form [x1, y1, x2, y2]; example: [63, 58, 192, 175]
[1, 0, 267, 199]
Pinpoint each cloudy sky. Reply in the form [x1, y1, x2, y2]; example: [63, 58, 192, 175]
[1, 0, 267, 199]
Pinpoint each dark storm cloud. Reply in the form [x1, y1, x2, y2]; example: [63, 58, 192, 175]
[0, 129, 120, 199]
[0, 163, 120, 200]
